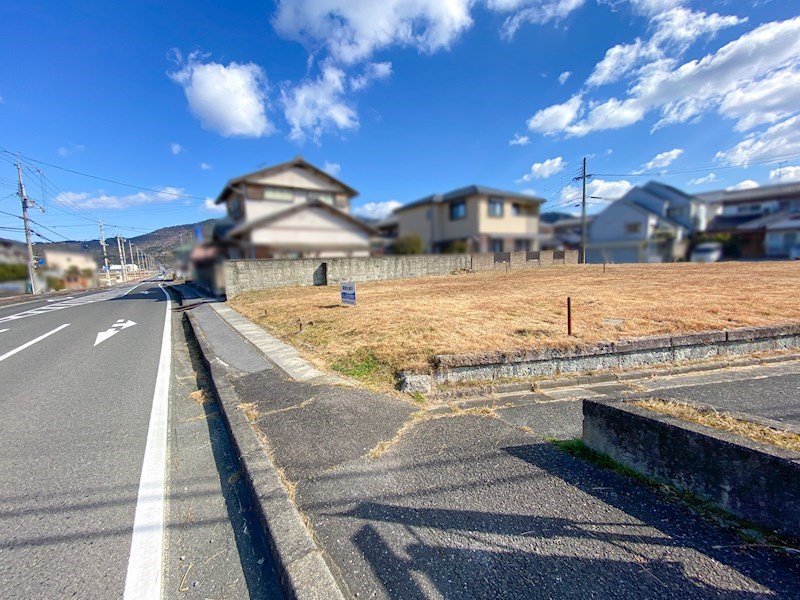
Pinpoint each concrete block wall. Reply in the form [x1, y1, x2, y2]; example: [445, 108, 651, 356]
[223, 249, 580, 297]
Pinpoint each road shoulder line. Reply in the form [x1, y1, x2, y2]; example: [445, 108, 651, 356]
[123, 285, 171, 600]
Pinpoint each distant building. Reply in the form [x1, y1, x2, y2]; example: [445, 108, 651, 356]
[44, 250, 97, 274]
[697, 181, 800, 258]
[393, 186, 544, 253]
[586, 182, 706, 263]
[212, 156, 376, 259]
[0, 238, 27, 264]
[538, 213, 595, 250]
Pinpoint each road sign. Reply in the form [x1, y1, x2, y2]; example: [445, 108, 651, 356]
[340, 281, 356, 306]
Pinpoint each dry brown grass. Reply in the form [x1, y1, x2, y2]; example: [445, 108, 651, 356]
[635, 398, 800, 452]
[228, 262, 800, 387]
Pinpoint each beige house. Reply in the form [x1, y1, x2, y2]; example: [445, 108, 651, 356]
[394, 186, 544, 253]
[44, 250, 97, 274]
[214, 157, 376, 259]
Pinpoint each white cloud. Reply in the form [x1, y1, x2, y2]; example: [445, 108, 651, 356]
[273, 1, 588, 65]
[495, 0, 587, 40]
[533, 13, 800, 139]
[168, 50, 274, 138]
[200, 162, 212, 170]
[273, 0, 475, 65]
[203, 198, 227, 213]
[560, 178, 634, 204]
[323, 161, 341, 176]
[769, 165, 800, 182]
[56, 144, 85, 157]
[687, 172, 717, 186]
[55, 186, 186, 210]
[640, 147, 683, 171]
[354, 200, 403, 220]
[520, 156, 566, 181]
[350, 62, 393, 91]
[527, 94, 582, 134]
[716, 115, 800, 166]
[727, 180, 759, 191]
[558, 71, 572, 85]
[509, 133, 530, 145]
[170, 143, 183, 155]
[281, 62, 359, 142]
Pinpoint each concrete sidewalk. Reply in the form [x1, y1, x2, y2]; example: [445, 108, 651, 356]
[181, 286, 800, 599]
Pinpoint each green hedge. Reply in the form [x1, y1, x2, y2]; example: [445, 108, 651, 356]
[0, 263, 27, 282]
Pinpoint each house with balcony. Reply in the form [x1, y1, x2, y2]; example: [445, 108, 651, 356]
[212, 156, 376, 259]
[697, 181, 800, 258]
[393, 186, 544, 253]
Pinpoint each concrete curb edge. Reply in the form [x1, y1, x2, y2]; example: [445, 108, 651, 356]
[184, 310, 348, 600]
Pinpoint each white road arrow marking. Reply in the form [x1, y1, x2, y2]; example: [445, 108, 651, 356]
[94, 319, 137, 347]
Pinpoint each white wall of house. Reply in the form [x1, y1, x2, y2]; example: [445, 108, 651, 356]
[249, 206, 370, 253]
[589, 202, 652, 243]
[252, 167, 341, 193]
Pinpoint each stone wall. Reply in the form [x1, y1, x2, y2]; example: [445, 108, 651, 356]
[397, 324, 800, 393]
[583, 398, 800, 541]
[223, 249, 578, 297]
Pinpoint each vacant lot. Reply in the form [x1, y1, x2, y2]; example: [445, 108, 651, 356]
[229, 262, 800, 387]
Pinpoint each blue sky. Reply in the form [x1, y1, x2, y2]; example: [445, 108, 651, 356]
[1, 0, 799, 243]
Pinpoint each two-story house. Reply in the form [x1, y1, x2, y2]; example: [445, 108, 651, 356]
[698, 181, 800, 258]
[393, 186, 544, 253]
[586, 182, 705, 263]
[212, 157, 376, 259]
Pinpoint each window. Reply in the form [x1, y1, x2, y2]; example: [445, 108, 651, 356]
[264, 187, 295, 202]
[511, 203, 521, 216]
[624, 222, 641, 234]
[449, 200, 466, 220]
[313, 193, 334, 205]
[514, 239, 529, 251]
[490, 238, 504, 252]
[488, 198, 504, 218]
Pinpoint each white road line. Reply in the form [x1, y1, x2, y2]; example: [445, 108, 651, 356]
[0, 324, 70, 363]
[0, 328, 9, 334]
[123, 285, 171, 600]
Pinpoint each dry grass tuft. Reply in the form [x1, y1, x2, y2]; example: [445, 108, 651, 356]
[238, 402, 259, 422]
[635, 398, 800, 452]
[189, 389, 212, 405]
[229, 262, 800, 390]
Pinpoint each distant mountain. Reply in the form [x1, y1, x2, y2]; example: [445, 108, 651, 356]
[540, 211, 579, 224]
[32, 219, 218, 265]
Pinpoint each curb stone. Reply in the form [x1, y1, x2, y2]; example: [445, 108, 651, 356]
[184, 310, 348, 600]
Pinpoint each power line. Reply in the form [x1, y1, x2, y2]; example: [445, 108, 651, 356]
[0, 147, 207, 201]
[594, 152, 800, 179]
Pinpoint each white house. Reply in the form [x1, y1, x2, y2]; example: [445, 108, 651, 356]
[586, 182, 702, 263]
[213, 157, 376, 259]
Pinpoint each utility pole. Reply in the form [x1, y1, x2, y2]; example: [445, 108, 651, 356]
[573, 157, 592, 264]
[99, 221, 111, 286]
[16, 155, 37, 294]
[128, 240, 135, 279]
[777, 160, 787, 181]
[117, 236, 128, 283]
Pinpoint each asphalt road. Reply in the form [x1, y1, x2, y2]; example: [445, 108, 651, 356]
[0, 282, 171, 598]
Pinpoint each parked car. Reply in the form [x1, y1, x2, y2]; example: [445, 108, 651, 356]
[789, 243, 800, 260]
[690, 242, 723, 263]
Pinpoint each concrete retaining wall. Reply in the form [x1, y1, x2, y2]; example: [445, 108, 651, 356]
[224, 249, 579, 297]
[397, 324, 800, 394]
[582, 398, 800, 541]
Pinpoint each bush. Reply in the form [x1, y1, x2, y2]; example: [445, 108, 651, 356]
[391, 234, 425, 255]
[0, 263, 27, 282]
[443, 240, 469, 254]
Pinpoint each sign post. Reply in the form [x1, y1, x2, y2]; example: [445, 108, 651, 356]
[340, 281, 356, 306]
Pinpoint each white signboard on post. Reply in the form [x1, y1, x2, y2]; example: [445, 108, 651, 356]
[340, 281, 356, 306]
